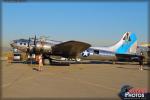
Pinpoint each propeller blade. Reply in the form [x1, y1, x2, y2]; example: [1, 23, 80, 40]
[26, 37, 31, 53]
[32, 35, 37, 54]
[28, 37, 30, 47]
[34, 35, 36, 46]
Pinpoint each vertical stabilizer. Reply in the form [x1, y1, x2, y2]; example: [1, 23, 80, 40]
[109, 32, 137, 54]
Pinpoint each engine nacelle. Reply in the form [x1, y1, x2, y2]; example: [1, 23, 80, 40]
[34, 42, 52, 54]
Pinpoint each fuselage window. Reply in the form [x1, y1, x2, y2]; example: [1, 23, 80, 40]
[24, 43, 26, 45]
[94, 50, 99, 54]
[20, 43, 22, 45]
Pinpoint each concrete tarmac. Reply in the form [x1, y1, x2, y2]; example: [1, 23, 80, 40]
[1, 61, 149, 99]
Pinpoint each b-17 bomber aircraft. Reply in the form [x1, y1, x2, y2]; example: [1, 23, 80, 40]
[10, 36, 91, 64]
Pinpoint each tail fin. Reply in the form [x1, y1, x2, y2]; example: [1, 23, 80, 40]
[110, 32, 137, 54]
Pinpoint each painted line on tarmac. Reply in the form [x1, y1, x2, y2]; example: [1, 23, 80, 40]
[2, 68, 32, 88]
[21, 72, 118, 92]
[2, 66, 118, 93]
[36, 71, 118, 92]
[37, 69, 118, 92]
[62, 76, 118, 92]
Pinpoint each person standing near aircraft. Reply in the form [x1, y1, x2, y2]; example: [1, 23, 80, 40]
[139, 52, 144, 70]
[38, 54, 43, 71]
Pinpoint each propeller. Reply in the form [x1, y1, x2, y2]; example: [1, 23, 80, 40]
[32, 35, 37, 54]
[26, 35, 37, 56]
[39, 38, 45, 53]
[26, 37, 30, 53]
[34, 35, 36, 46]
[26, 37, 31, 59]
[26, 35, 45, 55]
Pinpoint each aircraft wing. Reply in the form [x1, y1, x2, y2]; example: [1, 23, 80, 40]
[52, 41, 91, 58]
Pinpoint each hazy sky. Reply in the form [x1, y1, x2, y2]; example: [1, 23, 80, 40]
[2, 2, 148, 47]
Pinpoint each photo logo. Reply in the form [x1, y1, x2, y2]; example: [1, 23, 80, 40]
[125, 88, 145, 98]
[118, 85, 149, 100]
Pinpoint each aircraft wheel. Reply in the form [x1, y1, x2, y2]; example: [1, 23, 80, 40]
[76, 58, 81, 62]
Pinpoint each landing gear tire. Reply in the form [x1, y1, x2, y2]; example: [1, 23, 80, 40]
[76, 58, 81, 62]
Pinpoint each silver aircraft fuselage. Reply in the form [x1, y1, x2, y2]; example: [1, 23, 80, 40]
[10, 39, 61, 54]
[79, 48, 117, 61]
